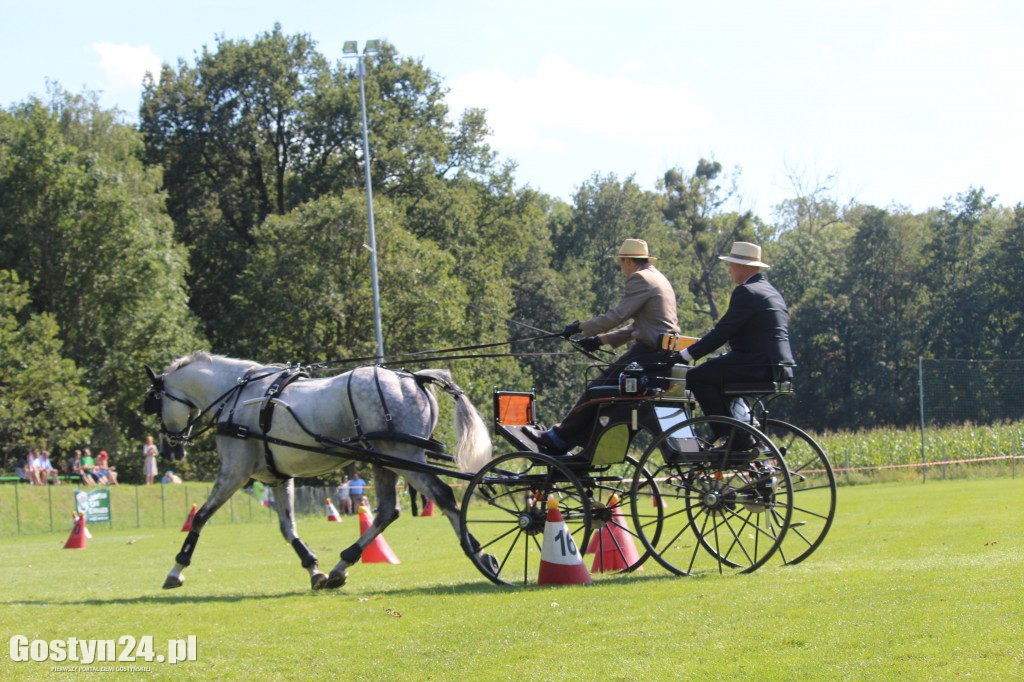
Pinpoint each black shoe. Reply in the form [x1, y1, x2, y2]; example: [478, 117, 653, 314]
[522, 426, 568, 455]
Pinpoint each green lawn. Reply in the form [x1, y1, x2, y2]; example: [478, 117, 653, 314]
[1, 478, 1021, 680]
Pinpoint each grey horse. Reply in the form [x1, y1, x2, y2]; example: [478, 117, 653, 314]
[144, 351, 494, 590]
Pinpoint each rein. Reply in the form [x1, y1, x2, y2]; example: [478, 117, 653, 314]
[305, 333, 560, 373]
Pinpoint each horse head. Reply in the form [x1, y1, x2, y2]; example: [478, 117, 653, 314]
[143, 362, 198, 461]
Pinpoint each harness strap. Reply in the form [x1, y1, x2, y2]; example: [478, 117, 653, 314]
[258, 368, 308, 434]
[345, 371, 365, 439]
[258, 367, 307, 483]
[372, 365, 395, 432]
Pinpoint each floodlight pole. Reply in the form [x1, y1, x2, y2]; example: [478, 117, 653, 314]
[345, 40, 385, 363]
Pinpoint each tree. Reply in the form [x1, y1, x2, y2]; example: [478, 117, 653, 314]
[923, 187, 998, 358]
[232, 192, 471, 365]
[0, 89, 202, 455]
[841, 206, 930, 426]
[980, 204, 1024, 357]
[658, 160, 758, 330]
[0, 270, 94, 462]
[141, 29, 500, 353]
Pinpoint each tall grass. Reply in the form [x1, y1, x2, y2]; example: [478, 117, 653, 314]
[811, 421, 1023, 476]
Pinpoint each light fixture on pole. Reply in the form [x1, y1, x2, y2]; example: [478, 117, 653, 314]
[343, 39, 384, 362]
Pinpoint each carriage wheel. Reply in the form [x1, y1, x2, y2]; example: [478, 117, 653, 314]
[582, 453, 661, 574]
[459, 452, 592, 586]
[632, 416, 792, 576]
[760, 419, 837, 565]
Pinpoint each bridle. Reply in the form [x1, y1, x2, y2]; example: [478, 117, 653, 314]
[144, 372, 207, 447]
[144, 367, 239, 447]
[143, 364, 288, 447]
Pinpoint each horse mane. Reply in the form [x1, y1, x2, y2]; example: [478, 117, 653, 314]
[167, 351, 274, 373]
[167, 350, 215, 372]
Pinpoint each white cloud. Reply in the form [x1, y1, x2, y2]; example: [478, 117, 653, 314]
[91, 42, 162, 93]
[447, 54, 712, 157]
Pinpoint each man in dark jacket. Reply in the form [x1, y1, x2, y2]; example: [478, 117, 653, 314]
[681, 241, 794, 450]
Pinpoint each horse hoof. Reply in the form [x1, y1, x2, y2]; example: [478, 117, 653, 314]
[483, 554, 500, 576]
[324, 569, 347, 589]
[310, 572, 329, 590]
[162, 575, 184, 590]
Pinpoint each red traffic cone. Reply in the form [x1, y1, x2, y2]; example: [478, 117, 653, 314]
[181, 503, 197, 532]
[421, 498, 435, 517]
[64, 513, 87, 549]
[358, 505, 400, 564]
[589, 494, 642, 573]
[325, 499, 343, 522]
[537, 496, 591, 586]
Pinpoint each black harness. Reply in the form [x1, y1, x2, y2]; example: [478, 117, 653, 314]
[205, 365, 449, 483]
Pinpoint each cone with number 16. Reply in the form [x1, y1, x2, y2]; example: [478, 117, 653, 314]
[537, 496, 591, 586]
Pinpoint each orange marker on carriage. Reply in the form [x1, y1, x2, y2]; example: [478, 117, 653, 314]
[537, 496, 591, 586]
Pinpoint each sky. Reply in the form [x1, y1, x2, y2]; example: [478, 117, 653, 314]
[2, 0, 1022, 220]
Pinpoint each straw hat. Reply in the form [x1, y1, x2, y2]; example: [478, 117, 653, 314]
[719, 241, 770, 268]
[609, 238, 657, 261]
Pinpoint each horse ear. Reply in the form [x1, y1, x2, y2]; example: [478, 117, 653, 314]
[145, 364, 158, 382]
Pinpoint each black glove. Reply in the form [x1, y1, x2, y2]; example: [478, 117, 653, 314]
[577, 336, 602, 352]
[560, 320, 581, 338]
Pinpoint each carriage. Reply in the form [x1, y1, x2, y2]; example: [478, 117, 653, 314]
[144, 335, 836, 589]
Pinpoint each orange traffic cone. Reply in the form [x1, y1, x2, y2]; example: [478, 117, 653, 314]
[64, 513, 87, 549]
[588, 495, 642, 573]
[537, 496, 591, 585]
[421, 498, 435, 517]
[181, 503, 197, 532]
[358, 505, 400, 564]
[325, 499, 342, 522]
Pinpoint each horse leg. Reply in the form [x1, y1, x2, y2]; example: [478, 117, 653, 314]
[270, 479, 328, 590]
[326, 466, 401, 588]
[162, 462, 250, 589]
[403, 471, 499, 575]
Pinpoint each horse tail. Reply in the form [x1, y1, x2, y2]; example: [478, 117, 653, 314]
[414, 369, 493, 474]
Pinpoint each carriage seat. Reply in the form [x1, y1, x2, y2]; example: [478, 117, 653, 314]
[584, 384, 626, 401]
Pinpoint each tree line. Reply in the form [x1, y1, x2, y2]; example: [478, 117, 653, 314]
[2, 25, 1021, 477]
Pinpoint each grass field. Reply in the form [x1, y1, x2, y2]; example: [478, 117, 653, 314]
[1, 477, 1021, 681]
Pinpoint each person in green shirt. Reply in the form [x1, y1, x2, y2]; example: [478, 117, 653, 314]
[80, 449, 98, 485]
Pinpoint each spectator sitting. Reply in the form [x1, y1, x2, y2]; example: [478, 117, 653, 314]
[69, 450, 95, 485]
[37, 451, 60, 485]
[80, 449, 101, 485]
[27, 450, 44, 485]
[14, 454, 31, 483]
[93, 451, 119, 485]
[162, 470, 182, 484]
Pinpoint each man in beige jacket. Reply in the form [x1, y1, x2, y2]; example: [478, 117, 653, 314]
[526, 238, 680, 454]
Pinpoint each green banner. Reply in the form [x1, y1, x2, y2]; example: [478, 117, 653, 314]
[74, 488, 111, 524]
